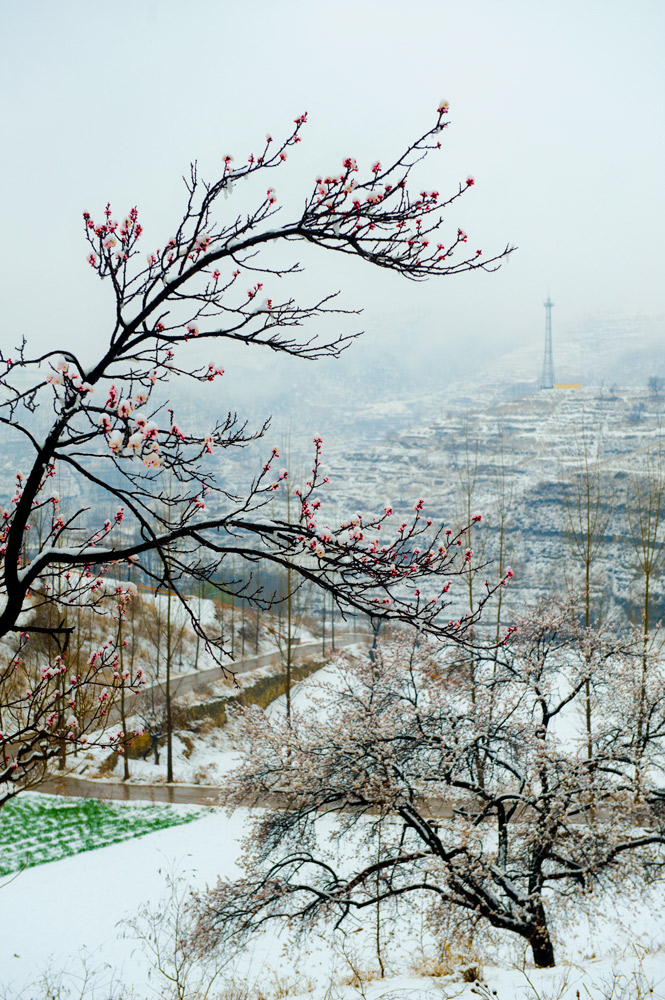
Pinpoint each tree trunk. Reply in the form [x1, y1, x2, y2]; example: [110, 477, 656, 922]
[120, 684, 130, 780]
[119, 616, 130, 781]
[286, 565, 292, 725]
[255, 568, 261, 654]
[166, 583, 173, 784]
[528, 909, 555, 968]
[194, 577, 202, 670]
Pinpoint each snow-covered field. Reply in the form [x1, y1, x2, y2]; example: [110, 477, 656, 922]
[0, 807, 246, 998]
[4, 660, 665, 1000]
[2, 804, 665, 1000]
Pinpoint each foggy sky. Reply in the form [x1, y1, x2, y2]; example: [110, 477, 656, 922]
[2, 0, 664, 377]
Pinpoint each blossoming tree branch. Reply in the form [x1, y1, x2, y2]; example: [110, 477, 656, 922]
[0, 104, 513, 802]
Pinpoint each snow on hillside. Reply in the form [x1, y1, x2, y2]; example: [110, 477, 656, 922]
[4, 310, 663, 634]
[279, 382, 665, 623]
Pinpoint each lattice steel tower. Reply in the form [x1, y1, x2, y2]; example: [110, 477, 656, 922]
[539, 295, 555, 389]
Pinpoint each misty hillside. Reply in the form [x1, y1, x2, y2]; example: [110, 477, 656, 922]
[173, 309, 665, 442]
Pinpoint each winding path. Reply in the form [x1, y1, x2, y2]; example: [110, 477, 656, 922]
[37, 633, 370, 806]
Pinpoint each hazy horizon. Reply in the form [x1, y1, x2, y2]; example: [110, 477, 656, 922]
[2, 1, 664, 384]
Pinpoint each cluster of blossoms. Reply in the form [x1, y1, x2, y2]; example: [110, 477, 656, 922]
[276, 438, 503, 630]
[83, 509, 125, 549]
[315, 172, 359, 207]
[98, 385, 166, 467]
[0, 473, 25, 556]
[83, 204, 143, 273]
[205, 360, 225, 381]
[289, 100, 493, 276]
[237, 113, 306, 174]
[1, 465, 65, 559]
[47, 356, 92, 394]
[144, 231, 215, 288]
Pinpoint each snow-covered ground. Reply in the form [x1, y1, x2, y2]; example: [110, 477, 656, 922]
[78, 716, 243, 786]
[4, 656, 665, 999]
[0, 806, 245, 998]
[75, 653, 356, 786]
[2, 803, 665, 1000]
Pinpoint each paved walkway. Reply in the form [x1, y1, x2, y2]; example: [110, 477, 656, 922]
[98, 632, 368, 730]
[37, 773, 225, 806]
[148, 632, 369, 699]
[36, 773, 654, 828]
[37, 635, 370, 806]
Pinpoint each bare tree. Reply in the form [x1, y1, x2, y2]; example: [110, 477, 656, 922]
[122, 867, 232, 1000]
[452, 421, 487, 705]
[273, 457, 307, 725]
[626, 438, 665, 756]
[193, 599, 665, 969]
[0, 105, 512, 805]
[561, 426, 614, 759]
[487, 427, 515, 651]
[648, 376, 664, 398]
[112, 583, 147, 781]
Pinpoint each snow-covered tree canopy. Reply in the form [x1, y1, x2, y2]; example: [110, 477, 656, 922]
[194, 599, 665, 969]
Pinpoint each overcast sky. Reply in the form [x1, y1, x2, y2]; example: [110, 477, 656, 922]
[2, 0, 664, 378]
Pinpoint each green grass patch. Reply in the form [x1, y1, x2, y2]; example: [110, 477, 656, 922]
[0, 793, 204, 876]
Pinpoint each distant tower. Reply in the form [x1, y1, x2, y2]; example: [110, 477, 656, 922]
[539, 295, 555, 389]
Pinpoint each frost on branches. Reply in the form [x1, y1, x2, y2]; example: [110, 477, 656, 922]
[0, 106, 512, 804]
[193, 598, 665, 969]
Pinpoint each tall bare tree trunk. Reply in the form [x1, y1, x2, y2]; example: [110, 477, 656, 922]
[119, 613, 130, 780]
[626, 439, 665, 789]
[286, 562, 293, 725]
[255, 567, 261, 654]
[453, 424, 488, 707]
[166, 575, 174, 784]
[562, 425, 614, 762]
[194, 576, 202, 670]
[230, 557, 236, 659]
